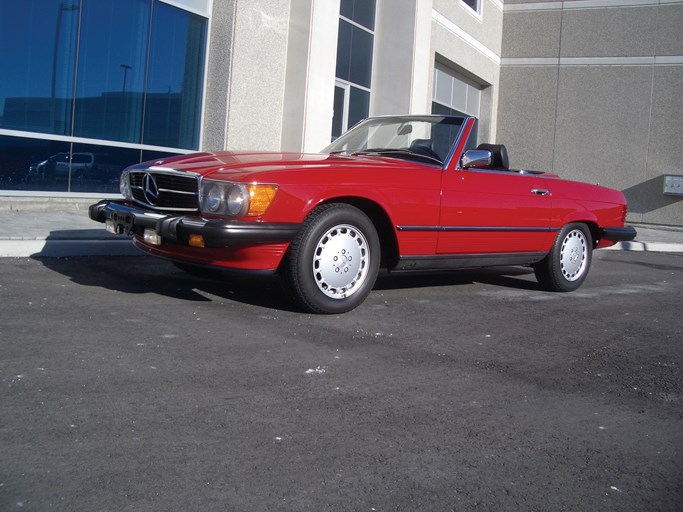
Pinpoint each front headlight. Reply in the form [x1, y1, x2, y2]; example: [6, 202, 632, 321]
[204, 182, 225, 213]
[226, 185, 248, 216]
[120, 170, 132, 199]
[200, 180, 278, 217]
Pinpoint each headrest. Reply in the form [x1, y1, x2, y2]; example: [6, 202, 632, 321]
[476, 143, 509, 170]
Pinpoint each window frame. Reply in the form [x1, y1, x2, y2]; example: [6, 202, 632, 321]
[432, 63, 482, 119]
[460, 0, 483, 20]
[333, 5, 376, 139]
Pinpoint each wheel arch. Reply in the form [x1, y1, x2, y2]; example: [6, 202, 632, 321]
[557, 214, 600, 248]
[570, 220, 600, 248]
[314, 196, 399, 269]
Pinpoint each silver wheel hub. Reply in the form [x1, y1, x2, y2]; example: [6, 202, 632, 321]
[313, 224, 369, 299]
[560, 229, 587, 281]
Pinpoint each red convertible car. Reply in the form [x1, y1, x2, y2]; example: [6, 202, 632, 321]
[90, 115, 636, 313]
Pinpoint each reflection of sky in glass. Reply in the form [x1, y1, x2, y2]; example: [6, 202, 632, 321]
[147, 5, 191, 95]
[73, 0, 150, 142]
[144, 3, 206, 148]
[77, 0, 149, 98]
[0, 0, 206, 149]
[0, 0, 79, 100]
[76, 1, 191, 99]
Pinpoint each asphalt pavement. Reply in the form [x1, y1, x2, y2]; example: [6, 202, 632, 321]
[0, 195, 682, 257]
[2, 195, 682, 510]
[2, 250, 682, 511]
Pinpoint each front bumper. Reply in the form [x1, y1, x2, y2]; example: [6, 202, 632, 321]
[601, 226, 637, 243]
[89, 200, 300, 248]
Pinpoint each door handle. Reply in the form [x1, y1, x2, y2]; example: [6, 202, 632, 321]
[531, 188, 551, 196]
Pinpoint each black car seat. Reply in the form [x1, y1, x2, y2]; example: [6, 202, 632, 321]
[409, 139, 441, 161]
[476, 143, 509, 170]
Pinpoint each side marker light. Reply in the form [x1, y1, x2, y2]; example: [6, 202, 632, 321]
[189, 234, 205, 248]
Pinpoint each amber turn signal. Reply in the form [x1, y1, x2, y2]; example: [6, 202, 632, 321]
[247, 184, 278, 216]
[188, 234, 205, 248]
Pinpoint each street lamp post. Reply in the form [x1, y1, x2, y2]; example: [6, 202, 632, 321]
[120, 64, 132, 93]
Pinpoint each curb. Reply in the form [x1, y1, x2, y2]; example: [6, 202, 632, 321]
[606, 241, 683, 253]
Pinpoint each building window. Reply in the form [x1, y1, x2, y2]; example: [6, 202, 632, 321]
[460, 0, 481, 16]
[432, 63, 481, 149]
[432, 63, 481, 118]
[143, 3, 207, 149]
[332, 0, 376, 139]
[339, 0, 376, 30]
[0, 1, 80, 136]
[73, 0, 151, 144]
[0, 0, 207, 194]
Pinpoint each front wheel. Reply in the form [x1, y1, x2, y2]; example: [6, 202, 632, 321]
[282, 204, 380, 314]
[534, 223, 593, 292]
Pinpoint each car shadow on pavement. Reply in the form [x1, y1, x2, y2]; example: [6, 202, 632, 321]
[34, 252, 543, 313]
[375, 266, 540, 292]
[33, 254, 299, 312]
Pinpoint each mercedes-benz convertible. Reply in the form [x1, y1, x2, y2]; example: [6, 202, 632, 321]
[90, 115, 636, 313]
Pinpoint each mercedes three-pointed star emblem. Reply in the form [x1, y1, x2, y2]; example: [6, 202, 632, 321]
[142, 172, 160, 205]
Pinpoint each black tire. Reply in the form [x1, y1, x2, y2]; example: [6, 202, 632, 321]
[534, 223, 593, 292]
[282, 203, 380, 314]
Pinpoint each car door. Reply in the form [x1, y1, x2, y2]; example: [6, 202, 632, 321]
[437, 168, 555, 255]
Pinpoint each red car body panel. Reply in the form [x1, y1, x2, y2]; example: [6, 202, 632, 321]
[134, 238, 289, 271]
[196, 153, 445, 257]
[438, 170, 554, 254]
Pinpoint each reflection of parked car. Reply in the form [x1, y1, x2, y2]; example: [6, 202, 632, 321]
[59, 152, 96, 178]
[28, 152, 121, 182]
[90, 115, 637, 314]
[28, 153, 68, 181]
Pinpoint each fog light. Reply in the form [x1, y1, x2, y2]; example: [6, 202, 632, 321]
[144, 228, 161, 245]
[105, 219, 117, 234]
[189, 234, 205, 248]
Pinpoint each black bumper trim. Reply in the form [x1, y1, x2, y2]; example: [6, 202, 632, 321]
[601, 226, 637, 242]
[89, 200, 300, 247]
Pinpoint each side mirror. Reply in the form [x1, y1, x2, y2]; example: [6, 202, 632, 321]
[461, 149, 492, 169]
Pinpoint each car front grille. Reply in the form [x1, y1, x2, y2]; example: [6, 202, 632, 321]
[129, 169, 200, 212]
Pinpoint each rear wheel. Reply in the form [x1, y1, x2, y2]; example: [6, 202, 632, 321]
[534, 223, 592, 292]
[282, 203, 380, 314]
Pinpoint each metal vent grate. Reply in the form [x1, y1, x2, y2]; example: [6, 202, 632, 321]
[129, 170, 200, 211]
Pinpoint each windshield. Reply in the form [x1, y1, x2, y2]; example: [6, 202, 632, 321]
[322, 115, 467, 166]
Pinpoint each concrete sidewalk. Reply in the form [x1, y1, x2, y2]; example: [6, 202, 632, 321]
[0, 197, 682, 258]
[0, 210, 138, 257]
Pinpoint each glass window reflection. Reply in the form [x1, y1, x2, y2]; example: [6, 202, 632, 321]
[144, 3, 207, 149]
[69, 143, 141, 193]
[332, 85, 346, 139]
[0, 135, 70, 191]
[335, 20, 373, 89]
[0, 0, 208, 194]
[340, 0, 376, 30]
[348, 87, 370, 129]
[0, 0, 79, 135]
[73, 0, 150, 143]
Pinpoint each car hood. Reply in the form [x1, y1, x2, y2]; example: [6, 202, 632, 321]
[133, 151, 427, 180]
